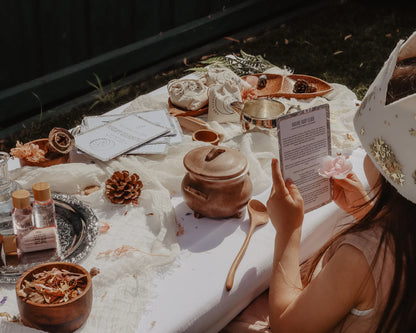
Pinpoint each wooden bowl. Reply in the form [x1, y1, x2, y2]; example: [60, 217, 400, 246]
[19, 138, 70, 167]
[16, 261, 92, 332]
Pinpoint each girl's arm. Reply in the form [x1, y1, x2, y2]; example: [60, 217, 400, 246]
[267, 159, 375, 332]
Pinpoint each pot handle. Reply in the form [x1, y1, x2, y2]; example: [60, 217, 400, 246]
[183, 185, 208, 200]
[205, 148, 225, 162]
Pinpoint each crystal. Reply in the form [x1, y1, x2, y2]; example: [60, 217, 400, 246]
[0, 152, 21, 234]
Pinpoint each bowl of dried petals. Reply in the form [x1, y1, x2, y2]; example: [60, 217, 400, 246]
[15, 261, 92, 332]
[10, 127, 75, 168]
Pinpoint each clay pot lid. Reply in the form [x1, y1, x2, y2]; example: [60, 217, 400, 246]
[183, 146, 248, 180]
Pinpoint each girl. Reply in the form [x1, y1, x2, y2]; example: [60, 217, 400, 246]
[224, 33, 416, 332]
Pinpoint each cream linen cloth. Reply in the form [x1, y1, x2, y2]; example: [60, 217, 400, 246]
[0, 66, 360, 332]
[1, 157, 179, 333]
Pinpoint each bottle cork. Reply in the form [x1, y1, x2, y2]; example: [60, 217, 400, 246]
[32, 182, 51, 202]
[12, 189, 31, 209]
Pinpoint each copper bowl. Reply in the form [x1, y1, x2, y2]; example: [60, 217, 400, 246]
[19, 138, 70, 167]
[16, 261, 92, 332]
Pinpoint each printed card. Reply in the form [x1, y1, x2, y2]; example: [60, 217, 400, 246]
[277, 104, 332, 213]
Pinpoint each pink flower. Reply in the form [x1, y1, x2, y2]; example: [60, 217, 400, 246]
[318, 155, 352, 179]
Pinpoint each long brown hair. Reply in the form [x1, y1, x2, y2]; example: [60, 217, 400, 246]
[302, 176, 416, 332]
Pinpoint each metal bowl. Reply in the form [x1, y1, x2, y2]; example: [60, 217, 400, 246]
[232, 98, 287, 134]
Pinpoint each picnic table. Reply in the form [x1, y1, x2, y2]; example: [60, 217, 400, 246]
[1, 69, 365, 333]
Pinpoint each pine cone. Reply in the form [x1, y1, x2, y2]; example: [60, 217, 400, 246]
[105, 170, 143, 205]
[293, 79, 317, 93]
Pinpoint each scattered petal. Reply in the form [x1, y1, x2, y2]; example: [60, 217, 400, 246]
[177, 223, 184, 236]
[344, 34, 352, 40]
[333, 50, 343, 55]
[99, 221, 110, 234]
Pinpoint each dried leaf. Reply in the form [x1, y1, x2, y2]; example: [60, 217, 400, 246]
[224, 36, 240, 43]
[243, 37, 256, 43]
[200, 54, 216, 61]
[385, 33, 392, 37]
[284, 38, 289, 45]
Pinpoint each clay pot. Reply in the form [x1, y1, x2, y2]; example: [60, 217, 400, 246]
[16, 261, 92, 332]
[182, 146, 253, 218]
[19, 138, 70, 167]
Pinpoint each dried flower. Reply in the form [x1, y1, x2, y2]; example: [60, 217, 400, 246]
[48, 127, 75, 154]
[17, 267, 87, 304]
[241, 86, 258, 102]
[318, 155, 353, 179]
[10, 141, 47, 163]
[369, 137, 404, 185]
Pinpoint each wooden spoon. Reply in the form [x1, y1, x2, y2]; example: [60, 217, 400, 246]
[225, 199, 269, 291]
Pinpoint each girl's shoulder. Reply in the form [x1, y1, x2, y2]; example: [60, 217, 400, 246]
[325, 226, 394, 296]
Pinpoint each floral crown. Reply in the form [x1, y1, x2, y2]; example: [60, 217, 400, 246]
[354, 31, 416, 204]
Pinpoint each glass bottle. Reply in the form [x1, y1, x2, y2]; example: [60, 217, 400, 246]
[0, 152, 21, 233]
[32, 182, 56, 228]
[11, 189, 34, 238]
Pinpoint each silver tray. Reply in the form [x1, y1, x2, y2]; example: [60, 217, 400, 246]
[0, 193, 99, 284]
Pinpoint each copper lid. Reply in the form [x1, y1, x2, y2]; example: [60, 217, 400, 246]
[12, 189, 31, 209]
[32, 182, 51, 201]
[183, 146, 248, 180]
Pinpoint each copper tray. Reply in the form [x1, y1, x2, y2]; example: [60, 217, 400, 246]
[242, 74, 332, 99]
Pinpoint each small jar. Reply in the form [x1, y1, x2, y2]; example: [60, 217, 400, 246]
[32, 182, 56, 228]
[12, 189, 34, 238]
[18, 227, 57, 253]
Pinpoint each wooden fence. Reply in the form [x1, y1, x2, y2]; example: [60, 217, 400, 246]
[0, 0, 308, 126]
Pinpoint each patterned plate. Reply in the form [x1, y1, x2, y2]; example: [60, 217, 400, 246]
[0, 193, 98, 284]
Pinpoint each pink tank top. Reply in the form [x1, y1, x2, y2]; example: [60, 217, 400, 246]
[222, 227, 395, 333]
[323, 227, 395, 332]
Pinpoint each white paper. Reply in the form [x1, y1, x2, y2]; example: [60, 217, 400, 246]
[277, 104, 332, 212]
[75, 114, 169, 161]
[127, 143, 169, 155]
[136, 109, 176, 136]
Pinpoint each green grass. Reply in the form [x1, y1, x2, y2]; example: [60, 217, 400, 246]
[1, 0, 415, 151]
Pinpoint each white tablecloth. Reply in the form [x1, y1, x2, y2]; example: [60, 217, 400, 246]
[1, 69, 366, 332]
[135, 148, 367, 333]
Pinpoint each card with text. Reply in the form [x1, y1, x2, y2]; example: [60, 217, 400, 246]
[277, 104, 332, 213]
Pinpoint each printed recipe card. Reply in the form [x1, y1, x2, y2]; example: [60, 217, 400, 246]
[277, 104, 332, 213]
[75, 114, 169, 161]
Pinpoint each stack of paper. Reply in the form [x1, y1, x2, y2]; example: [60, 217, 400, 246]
[74, 110, 183, 161]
